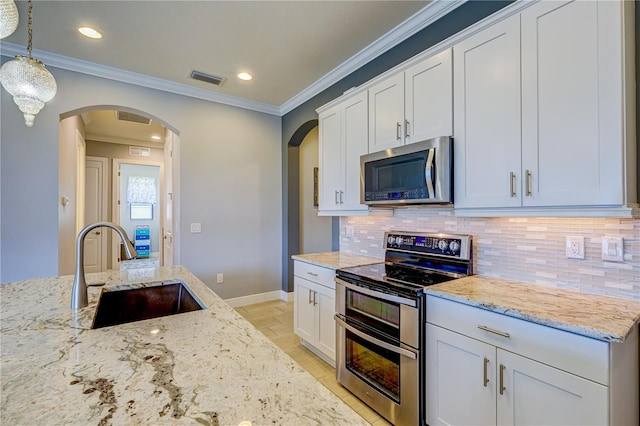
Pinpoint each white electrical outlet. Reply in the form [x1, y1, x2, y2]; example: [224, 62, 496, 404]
[565, 236, 585, 259]
[216, 273, 224, 283]
[190, 223, 201, 233]
[345, 226, 355, 237]
[602, 237, 624, 262]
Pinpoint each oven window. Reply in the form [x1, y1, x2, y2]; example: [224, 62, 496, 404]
[346, 290, 400, 338]
[346, 329, 400, 402]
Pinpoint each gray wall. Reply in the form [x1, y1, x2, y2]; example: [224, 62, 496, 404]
[281, 1, 513, 293]
[1, 66, 282, 301]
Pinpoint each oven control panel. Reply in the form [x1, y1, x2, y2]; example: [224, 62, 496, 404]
[385, 231, 471, 260]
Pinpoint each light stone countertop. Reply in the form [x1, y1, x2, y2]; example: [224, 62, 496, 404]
[292, 251, 382, 270]
[0, 264, 369, 426]
[426, 275, 640, 343]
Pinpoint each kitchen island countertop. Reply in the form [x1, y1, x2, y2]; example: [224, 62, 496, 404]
[426, 275, 640, 343]
[292, 251, 382, 270]
[0, 264, 369, 425]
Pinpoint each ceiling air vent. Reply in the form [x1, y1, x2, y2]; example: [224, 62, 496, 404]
[189, 70, 226, 86]
[116, 111, 151, 125]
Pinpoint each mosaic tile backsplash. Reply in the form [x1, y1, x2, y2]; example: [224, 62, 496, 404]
[340, 208, 640, 300]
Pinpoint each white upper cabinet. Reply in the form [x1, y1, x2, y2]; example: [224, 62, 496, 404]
[368, 73, 405, 152]
[453, 15, 521, 208]
[454, 0, 635, 213]
[318, 91, 369, 215]
[520, 0, 625, 206]
[405, 49, 453, 145]
[369, 49, 453, 153]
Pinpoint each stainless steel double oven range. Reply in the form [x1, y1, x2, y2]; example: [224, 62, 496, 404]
[335, 231, 473, 426]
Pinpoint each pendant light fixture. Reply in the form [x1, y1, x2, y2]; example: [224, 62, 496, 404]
[0, 0, 57, 127]
[0, 0, 19, 39]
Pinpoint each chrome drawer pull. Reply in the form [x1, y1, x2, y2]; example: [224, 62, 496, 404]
[306, 272, 318, 277]
[478, 325, 510, 339]
[510, 172, 517, 197]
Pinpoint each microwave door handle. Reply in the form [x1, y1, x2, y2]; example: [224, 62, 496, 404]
[334, 315, 417, 360]
[424, 147, 436, 198]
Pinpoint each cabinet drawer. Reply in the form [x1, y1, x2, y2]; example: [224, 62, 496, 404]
[426, 296, 609, 385]
[293, 261, 335, 290]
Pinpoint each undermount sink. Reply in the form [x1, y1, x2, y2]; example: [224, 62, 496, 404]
[91, 280, 206, 329]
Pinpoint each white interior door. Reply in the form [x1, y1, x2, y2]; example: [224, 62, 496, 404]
[84, 157, 108, 273]
[163, 134, 174, 267]
[75, 130, 86, 235]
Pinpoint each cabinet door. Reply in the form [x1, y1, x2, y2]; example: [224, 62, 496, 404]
[521, 0, 624, 206]
[341, 91, 369, 211]
[497, 350, 608, 425]
[293, 277, 316, 343]
[318, 105, 342, 211]
[426, 324, 496, 426]
[314, 282, 336, 362]
[368, 72, 404, 152]
[453, 14, 522, 208]
[405, 49, 452, 145]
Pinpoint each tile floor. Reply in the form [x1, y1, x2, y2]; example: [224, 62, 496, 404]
[235, 299, 392, 426]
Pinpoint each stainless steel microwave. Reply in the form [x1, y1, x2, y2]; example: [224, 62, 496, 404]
[360, 136, 453, 205]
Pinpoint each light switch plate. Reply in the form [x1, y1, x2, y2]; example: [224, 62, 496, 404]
[602, 237, 624, 262]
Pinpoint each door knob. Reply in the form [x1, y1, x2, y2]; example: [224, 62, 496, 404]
[95, 231, 100, 235]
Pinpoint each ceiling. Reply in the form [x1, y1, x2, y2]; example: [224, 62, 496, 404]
[2, 0, 436, 144]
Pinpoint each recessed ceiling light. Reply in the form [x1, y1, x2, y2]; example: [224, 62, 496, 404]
[238, 72, 252, 81]
[151, 135, 161, 140]
[78, 27, 102, 39]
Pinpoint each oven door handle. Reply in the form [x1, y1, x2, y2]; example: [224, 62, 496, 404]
[335, 278, 417, 307]
[334, 315, 417, 360]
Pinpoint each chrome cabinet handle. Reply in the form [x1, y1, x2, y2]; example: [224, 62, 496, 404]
[307, 272, 318, 277]
[510, 172, 517, 197]
[339, 190, 344, 204]
[424, 147, 435, 199]
[404, 119, 410, 138]
[526, 170, 533, 196]
[334, 190, 339, 204]
[478, 325, 510, 339]
[335, 315, 417, 359]
[396, 122, 401, 140]
[313, 291, 317, 306]
[308, 289, 313, 305]
[499, 364, 506, 395]
[483, 357, 490, 387]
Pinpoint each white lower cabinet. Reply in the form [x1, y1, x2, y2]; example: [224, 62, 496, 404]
[426, 296, 638, 425]
[293, 261, 336, 365]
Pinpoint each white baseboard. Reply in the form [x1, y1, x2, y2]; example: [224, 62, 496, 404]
[224, 290, 293, 308]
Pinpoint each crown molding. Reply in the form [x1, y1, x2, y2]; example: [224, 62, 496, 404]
[278, 0, 467, 115]
[0, 42, 281, 116]
[0, 0, 466, 117]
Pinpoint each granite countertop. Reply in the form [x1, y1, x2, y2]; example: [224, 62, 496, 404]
[0, 264, 368, 425]
[426, 275, 640, 343]
[292, 251, 382, 270]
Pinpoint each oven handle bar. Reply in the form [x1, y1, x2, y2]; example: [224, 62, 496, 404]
[334, 315, 417, 360]
[335, 278, 417, 307]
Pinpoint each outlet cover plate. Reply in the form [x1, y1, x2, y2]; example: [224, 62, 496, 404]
[566, 236, 585, 259]
[190, 223, 202, 233]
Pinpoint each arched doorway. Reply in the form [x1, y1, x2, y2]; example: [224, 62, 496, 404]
[58, 105, 181, 275]
[286, 119, 338, 290]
